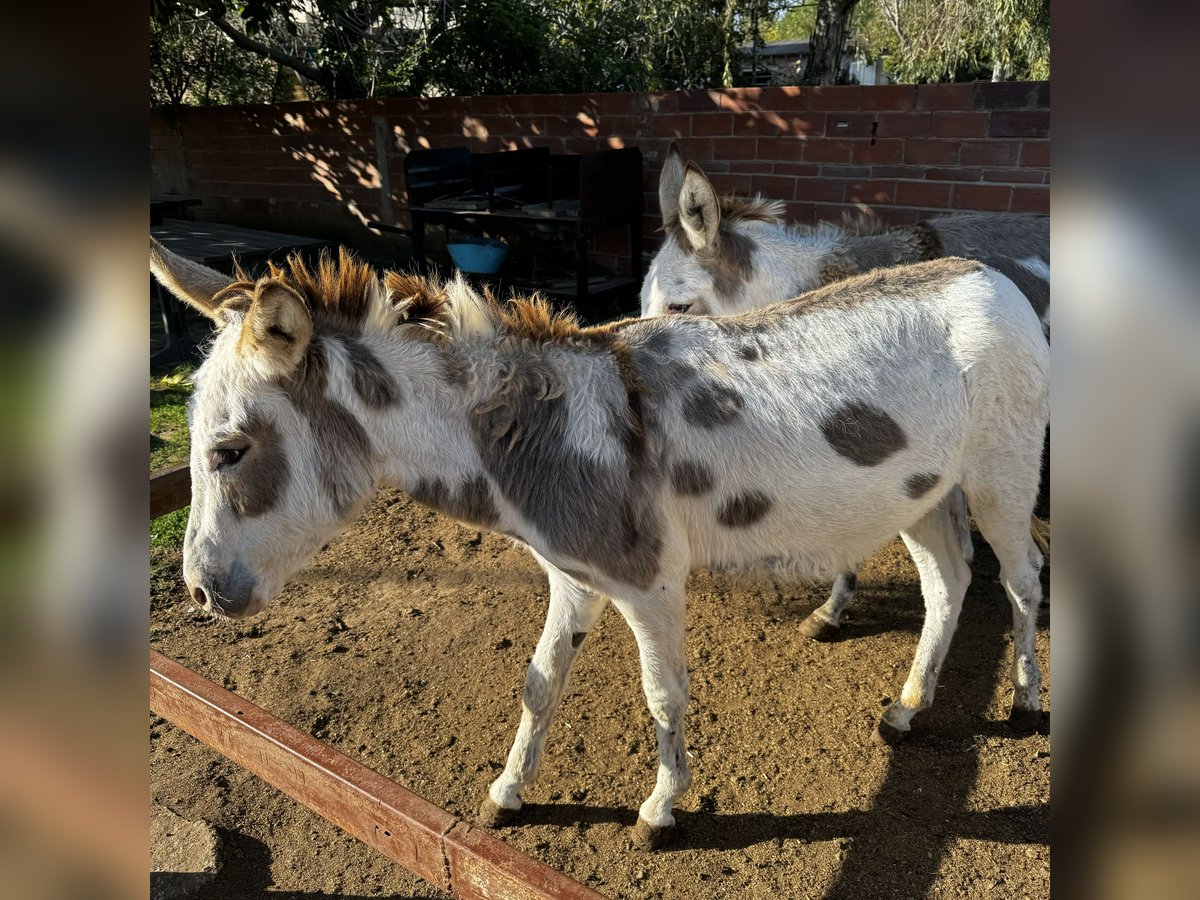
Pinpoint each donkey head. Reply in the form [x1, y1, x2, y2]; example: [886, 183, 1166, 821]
[641, 145, 796, 318]
[152, 241, 384, 617]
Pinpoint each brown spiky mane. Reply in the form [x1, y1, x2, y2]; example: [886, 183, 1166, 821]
[719, 194, 787, 224]
[225, 248, 378, 329]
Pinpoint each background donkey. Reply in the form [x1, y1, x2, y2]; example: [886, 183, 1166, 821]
[643, 145, 1049, 642]
[151, 241, 1048, 850]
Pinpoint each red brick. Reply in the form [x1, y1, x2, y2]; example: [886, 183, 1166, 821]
[1020, 141, 1051, 168]
[924, 166, 983, 182]
[904, 140, 960, 166]
[711, 137, 760, 159]
[773, 161, 820, 177]
[672, 138, 713, 160]
[729, 161, 776, 175]
[777, 112, 826, 137]
[760, 86, 811, 110]
[825, 112, 876, 138]
[749, 174, 796, 200]
[876, 112, 931, 138]
[804, 139, 854, 163]
[691, 113, 734, 136]
[953, 183, 1012, 211]
[989, 110, 1050, 138]
[810, 85, 862, 111]
[959, 140, 1020, 166]
[871, 165, 921, 180]
[794, 178, 846, 202]
[895, 181, 952, 208]
[734, 112, 786, 136]
[916, 83, 978, 110]
[755, 135, 805, 161]
[874, 206, 922, 225]
[848, 180, 897, 204]
[852, 140, 904, 164]
[708, 173, 753, 195]
[975, 81, 1045, 110]
[785, 201, 817, 224]
[860, 84, 917, 111]
[1011, 187, 1050, 213]
[931, 112, 989, 138]
[819, 165, 871, 179]
[677, 90, 723, 112]
[982, 167, 1046, 184]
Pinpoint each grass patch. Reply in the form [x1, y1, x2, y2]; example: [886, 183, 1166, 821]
[151, 366, 193, 567]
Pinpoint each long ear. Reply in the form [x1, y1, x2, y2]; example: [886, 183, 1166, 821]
[679, 163, 721, 254]
[238, 282, 313, 375]
[150, 237, 234, 320]
[659, 142, 685, 224]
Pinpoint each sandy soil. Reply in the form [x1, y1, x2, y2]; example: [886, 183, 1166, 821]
[150, 489, 1049, 899]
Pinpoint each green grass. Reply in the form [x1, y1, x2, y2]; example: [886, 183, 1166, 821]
[151, 366, 193, 561]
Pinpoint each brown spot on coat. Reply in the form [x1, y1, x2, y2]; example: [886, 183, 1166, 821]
[717, 491, 772, 527]
[410, 475, 499, 528]
[278, 339, 375, 516]
[571, 632, 586, 648]
[671, 460, 715, 496]
[343, 336, 400, 408]
[683, 381, 745, 428]
[220, 412, 289, 518]
[821, 401, 909, 466]
[905, 472, 942, 499]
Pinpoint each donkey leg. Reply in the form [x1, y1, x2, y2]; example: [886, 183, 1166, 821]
[964, 490, 1046, 731]
[610, 586, 691, 850]
[481, 564, 608, 826]
[799, 570, 858, 641]
[949, 484, 976, 566]
[876, 498, 971, 745]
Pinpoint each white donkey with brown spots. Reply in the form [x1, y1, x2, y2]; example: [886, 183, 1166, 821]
[644, 144, 1049, 644]
[152, 239, 1048, 850]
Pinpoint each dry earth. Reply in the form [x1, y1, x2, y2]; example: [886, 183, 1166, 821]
[150, 489, 1049, 899]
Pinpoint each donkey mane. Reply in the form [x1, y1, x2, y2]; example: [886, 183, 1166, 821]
[662, 193, 787, 233]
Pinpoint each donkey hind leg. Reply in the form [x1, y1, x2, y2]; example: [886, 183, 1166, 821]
[949, 484, 976, 566]
[876, 497, 972, 745]
[799, 570, 858, 642]
[481, 565, 608, 826]
[609, 585, 691, 850]
[962, 483, 1046, 731]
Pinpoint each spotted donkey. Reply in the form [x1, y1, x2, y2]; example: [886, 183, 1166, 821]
[643, 145, 1050, 643]
[151, 239, 1049, 850]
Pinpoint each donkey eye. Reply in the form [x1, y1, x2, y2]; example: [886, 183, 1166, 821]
[209, 446, 246, 471]
[667, 303, 693, 314]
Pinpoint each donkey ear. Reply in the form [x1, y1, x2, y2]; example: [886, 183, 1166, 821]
[659, 143, 685, 224]
[150, 237, 234, 321]
[238, 282, 312, 374]
[679, 163, 721, 254]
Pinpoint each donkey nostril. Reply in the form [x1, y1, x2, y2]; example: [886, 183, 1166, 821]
[192, 585, 208, 608]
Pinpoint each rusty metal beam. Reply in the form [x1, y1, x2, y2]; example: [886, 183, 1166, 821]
[151, 651, 605, 899]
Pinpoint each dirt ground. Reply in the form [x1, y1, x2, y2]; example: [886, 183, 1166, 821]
[150, 489, 1049, 899]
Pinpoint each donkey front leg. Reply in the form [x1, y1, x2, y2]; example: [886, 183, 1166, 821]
[610, 585, 691, 850]
[876, 497, 971, 745]
[481, 564, 608, 826]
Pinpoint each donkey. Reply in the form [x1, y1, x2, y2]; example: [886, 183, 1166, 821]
[643, 145, 1049, 642]
[151, 239, 1049, 850]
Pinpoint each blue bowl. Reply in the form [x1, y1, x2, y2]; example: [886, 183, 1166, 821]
[447, 239, 507, 274]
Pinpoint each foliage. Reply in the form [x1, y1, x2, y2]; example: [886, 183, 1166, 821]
[854, 0, 1049, 83]
[150, 366, 194, 556]
[149, 0, 1048, 103]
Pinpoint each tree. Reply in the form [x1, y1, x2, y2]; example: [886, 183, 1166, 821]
[801, 0, 862, 84]
[150, 13, 277, 107]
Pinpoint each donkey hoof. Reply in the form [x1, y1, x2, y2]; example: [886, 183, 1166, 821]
[873, 719, 909, 746]
[798, 615, 840, 642]
[1008, 706, 1047, 734]
[631, 818, 673, 851]
[477, 798, 518, 828]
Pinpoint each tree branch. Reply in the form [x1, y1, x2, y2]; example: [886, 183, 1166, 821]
[207, 13, 330, 90]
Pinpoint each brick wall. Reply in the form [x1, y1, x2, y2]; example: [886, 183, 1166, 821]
[151, 81, 1048, 273]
